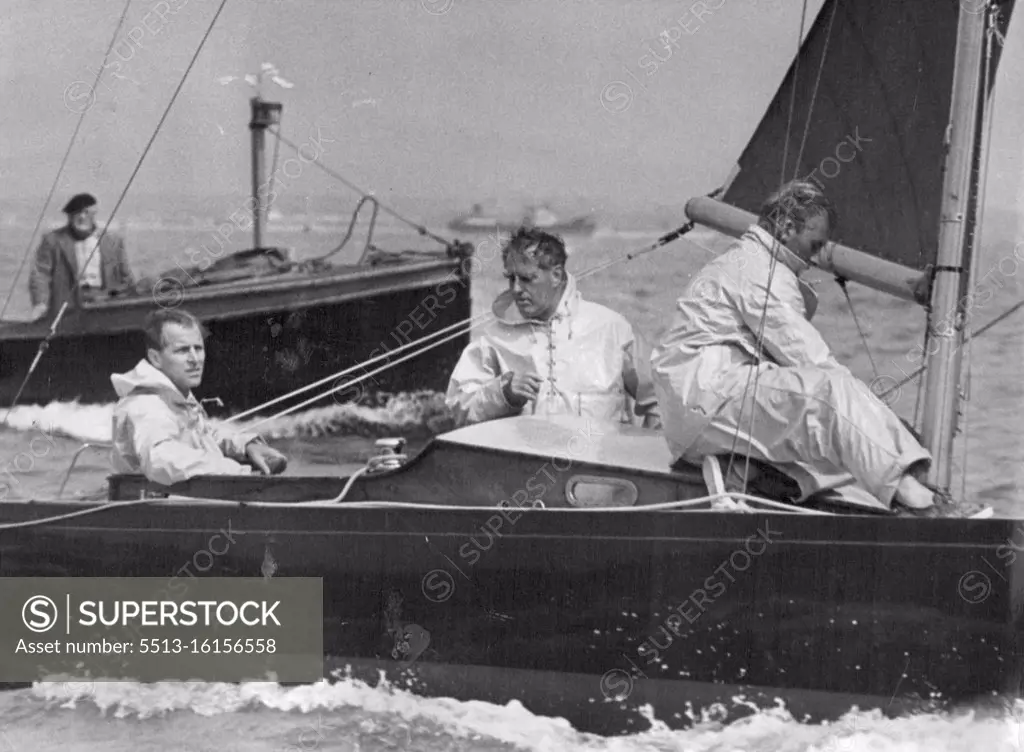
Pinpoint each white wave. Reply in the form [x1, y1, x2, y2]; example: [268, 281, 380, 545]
[26, 677, 1024, 752]
[0, 392, 453, 445]
[0, 402, 113, 444]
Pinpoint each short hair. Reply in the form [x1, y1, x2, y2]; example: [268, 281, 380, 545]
[143, 308, 205, 351]
[500, 226, 567, 270]
[757, 180, 838, 239]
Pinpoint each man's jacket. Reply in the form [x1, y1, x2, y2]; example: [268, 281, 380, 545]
[445, 273, 661, 427]
[111, 359, 258, 485]
[30, 226, 135, 315]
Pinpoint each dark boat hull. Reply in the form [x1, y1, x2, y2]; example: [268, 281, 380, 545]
[0, 500, 1020, 735]
[0, 254, 472, 414]
[2, 416, 1021, 735]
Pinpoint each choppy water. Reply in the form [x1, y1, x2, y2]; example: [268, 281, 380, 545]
[1, 213, 1023, 749]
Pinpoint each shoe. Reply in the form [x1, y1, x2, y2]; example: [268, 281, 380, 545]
[892, 489, 993, 519]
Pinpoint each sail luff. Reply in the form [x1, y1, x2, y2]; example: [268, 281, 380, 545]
[919, 5, 989, 490]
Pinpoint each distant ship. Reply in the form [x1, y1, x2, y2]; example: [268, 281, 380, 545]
[448, 203, 597, 236]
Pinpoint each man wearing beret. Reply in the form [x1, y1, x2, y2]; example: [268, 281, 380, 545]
[28, 193, 136, 321]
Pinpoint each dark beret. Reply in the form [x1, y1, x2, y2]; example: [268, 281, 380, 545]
[63, 193, 97, 214]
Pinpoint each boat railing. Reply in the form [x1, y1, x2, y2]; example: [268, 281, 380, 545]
[303, 195, 382, 266]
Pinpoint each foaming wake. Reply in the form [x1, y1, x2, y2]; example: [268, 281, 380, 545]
[0, 392, 454, 445]
[25, 676, 1024, 752]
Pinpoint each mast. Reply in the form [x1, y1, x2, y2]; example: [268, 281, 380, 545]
[918, 4, 989, 490]
[249, 96, 283, 250]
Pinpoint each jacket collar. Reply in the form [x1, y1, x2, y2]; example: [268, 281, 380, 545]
[746, 224, 811, 277]
[491, 271, 580, 326]
[111, 358, 196, 408]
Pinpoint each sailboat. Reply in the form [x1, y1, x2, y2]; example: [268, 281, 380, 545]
[2, 0, 1023, 738]
[0, 87, 474, 414]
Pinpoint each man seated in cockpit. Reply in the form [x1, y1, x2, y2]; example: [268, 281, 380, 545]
[445, 226, 661, 429]
[110, 308, 288, 485]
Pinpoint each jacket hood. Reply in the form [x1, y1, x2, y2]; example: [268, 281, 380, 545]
[491, 272, 581, 326]
[111, 359, 191, 405]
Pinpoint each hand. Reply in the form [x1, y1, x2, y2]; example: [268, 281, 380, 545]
[245, 442, 288, 475]
[501, 371, 543, 408]
[30, 303, 48, 321]
[642, 413, 662, 430]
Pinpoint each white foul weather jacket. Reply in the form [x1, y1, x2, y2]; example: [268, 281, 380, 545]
[111, 359, 259, 485]
[650, 224, 930, 508]
[445, 273, 661, 428]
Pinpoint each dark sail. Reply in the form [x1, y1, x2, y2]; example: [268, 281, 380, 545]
[721, 0, 1014, 272]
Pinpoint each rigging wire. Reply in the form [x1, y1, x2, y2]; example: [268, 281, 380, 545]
[792, 0, 839, 176]
[223, 313, 486, 424]
[267, 128, 456, 248]
[876, 299, 1024, 399]
[268, 112, 283, 218]
[223, 213, 707, 430]
[836, 278, 881, 380]
[0, 0, 135, 321]
[725, 0, 814, 491]
[1, 0, 233, 426]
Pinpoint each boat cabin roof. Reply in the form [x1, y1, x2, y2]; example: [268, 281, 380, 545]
[436, 415, 681, 476]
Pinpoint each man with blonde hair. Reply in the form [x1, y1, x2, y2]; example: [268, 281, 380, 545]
[111, 308, 287, 485]
[650, 180, 959, 515]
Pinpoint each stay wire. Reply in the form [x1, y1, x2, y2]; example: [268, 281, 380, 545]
[836, 278, 880, 380]
[268, 112, 283, 216]
[792, 0, 838, 177]
[2, 0, 233, 425]
[876, 298, 1024, 399]
[727, 0, 814, 493]
[0, 0, 135, 321]
[268, 128, 455, 248]
[224, 211, 711, 430]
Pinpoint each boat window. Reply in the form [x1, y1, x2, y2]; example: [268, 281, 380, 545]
[565, 475, 638, 508]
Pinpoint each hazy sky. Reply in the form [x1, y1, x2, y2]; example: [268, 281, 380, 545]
[2, 0, 1023, 224]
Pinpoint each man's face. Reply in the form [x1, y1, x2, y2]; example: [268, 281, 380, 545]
[782, 212, 830, 262]
[148, 323, 205, 393]
[69, 207, 97, 236]
[503, 250, 565, 321]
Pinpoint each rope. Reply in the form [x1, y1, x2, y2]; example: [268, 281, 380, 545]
[267, 128, 455, 248]
[0, 0, 135, 321]
[242, 318, 477, 430]
[218, 215, 704, 430]
[224, 313, 488, 424]
[225, 215, 705, 429]
[0, 490, 832, 532]
[877, 298, 1024, 399]
[1, 0, 233, 423]
[268, 112, 282, 217]
[778, 0, 809, 190]
[727, 0, 817, 492]
[836, 278, 880, 379]
[792, 0, 839, 178]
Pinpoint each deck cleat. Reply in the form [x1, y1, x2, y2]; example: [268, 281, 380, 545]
[366, 437, 408, 473]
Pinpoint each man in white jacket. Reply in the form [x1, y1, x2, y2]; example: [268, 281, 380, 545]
[111, 308, 287, 485]
[650, 180, 947, 515]
[445, 227, 661, 429]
